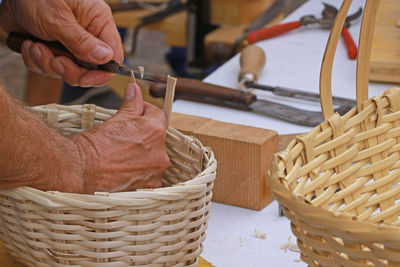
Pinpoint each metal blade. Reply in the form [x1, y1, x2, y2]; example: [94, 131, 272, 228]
[97, 61, 167, 83]
[247, 81, 356, 106]
[250, 99, 354, 127]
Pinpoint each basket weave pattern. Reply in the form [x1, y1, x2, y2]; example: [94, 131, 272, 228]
[0, 104, 216, 267]
[268, 0, 400, 266]
[272, 88, 400, 266]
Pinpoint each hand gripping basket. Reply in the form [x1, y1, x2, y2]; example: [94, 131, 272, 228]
[0, 103, 216, 266]
[269, 0, 400, 266]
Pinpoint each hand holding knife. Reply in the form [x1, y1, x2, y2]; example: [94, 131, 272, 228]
[7, 32, 355, 127]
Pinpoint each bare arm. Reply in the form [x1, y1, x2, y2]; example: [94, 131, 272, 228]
[0, 83, 83, 192]
[0, 82, 169, 193]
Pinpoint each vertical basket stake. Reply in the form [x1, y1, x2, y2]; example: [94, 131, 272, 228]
[163, 76, 177, 127]
[130, 70, 136, 84]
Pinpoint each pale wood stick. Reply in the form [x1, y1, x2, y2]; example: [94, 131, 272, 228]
[163, 75, 177, 127]
[319, 0, 352, 120]
[355, 0, 381, 107]
[130, 70, 136, 84]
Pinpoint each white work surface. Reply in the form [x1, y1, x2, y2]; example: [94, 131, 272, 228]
[174, 0, 399, 266]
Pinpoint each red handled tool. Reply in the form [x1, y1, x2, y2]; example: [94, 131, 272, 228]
[247, 3, 362, 60]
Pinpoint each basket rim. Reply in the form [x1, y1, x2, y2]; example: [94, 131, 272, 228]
[0, 155, 216, 207]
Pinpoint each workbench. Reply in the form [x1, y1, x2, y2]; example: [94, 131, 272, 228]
[172, 0, 399, 266]
[0, 1, 398, 266]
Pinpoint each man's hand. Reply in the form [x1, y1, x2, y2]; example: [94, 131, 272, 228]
[0, 0, 123, 87]
[71, 82, 170, 193]
[0, 82, 169, 193]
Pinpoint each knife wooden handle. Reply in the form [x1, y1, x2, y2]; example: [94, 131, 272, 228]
[239, 45, 266, 82]
[6, 32, 100, 70]
[150, 78, 257, 105]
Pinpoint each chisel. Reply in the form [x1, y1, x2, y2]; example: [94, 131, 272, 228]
[239, 45, 356, 106]
[6, 32, 354, 126]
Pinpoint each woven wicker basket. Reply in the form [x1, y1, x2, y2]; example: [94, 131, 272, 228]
[0, 103, 216, 266]
[269, 0, 400, 266]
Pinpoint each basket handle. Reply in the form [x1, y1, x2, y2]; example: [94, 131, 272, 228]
[319, 0, 381, 119]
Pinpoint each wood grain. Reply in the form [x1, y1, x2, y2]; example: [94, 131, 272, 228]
[170, 112, 278, 210]
[370, 0, 400, 83]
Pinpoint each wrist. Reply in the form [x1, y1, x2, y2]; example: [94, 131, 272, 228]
[48, 134, 86, 193]
[70, 133, 99, 194]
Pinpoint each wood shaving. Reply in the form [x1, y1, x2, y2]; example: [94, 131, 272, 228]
[254, 229, 267, 239]
[280, 237, 300, 253]
[139, 66, 145, 80]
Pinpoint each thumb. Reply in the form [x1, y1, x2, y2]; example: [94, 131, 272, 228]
[116, 83, 144, 119]
[56, 22, 113, 64]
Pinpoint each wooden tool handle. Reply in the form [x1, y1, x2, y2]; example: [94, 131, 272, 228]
[239, 45, 266, 83]
[6, 32, 100, 70]
[320, 0, 380, 119]
[150, 78, 257, 105]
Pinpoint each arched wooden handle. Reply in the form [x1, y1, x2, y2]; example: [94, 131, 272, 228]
[319, 0, 381, 120]
[239, 45, 266, 83]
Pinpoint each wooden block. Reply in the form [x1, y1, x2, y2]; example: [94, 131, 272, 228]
[370, 0, 400, 83]
[210, 0, 275, 25]
[170, 112, 278, 210]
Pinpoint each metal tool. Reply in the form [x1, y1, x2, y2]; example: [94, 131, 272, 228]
[6, 32, 354, 126]
[230, 0, 285, 56]
[239, 45, 356, 106]
[246, 3, 362, 59]
[129, 0, 187, 54]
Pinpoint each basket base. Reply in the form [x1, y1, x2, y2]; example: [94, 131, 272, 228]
[0, 241, 215, 267]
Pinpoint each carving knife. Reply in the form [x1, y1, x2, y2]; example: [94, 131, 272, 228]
[6, 32, 354, 126]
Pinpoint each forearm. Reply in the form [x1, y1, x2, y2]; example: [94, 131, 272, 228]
[0, 84, 83, 191]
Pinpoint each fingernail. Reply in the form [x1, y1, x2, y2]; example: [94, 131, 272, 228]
[52, 60, 65, 75]
[32, 46, 42, 61]
[125, 84, 135, 100]
[90, 45, 112, 61]
[80, 83, 94, 88]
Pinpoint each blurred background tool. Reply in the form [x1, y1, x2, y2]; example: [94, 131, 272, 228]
[239, 45, 356, 106]
[229, 0, 285, 57]
[246, 2, 362, 59]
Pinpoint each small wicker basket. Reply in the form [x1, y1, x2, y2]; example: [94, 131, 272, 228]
[0, 103, 216, 266]
[269, 0, 400, 266]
